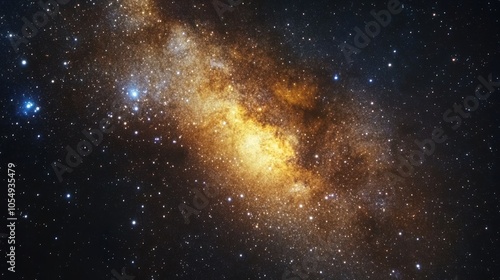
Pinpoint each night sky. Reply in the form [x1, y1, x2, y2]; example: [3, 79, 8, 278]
[1, 0, 499, 279]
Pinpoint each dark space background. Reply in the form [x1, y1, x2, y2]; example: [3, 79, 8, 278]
[0, 0, 499, 279]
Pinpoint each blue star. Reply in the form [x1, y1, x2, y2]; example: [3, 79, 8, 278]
[21, 101, 40, 116]
[130, 89, 139, 99]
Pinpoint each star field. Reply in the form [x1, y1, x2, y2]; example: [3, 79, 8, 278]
[0, 0, 499, 279]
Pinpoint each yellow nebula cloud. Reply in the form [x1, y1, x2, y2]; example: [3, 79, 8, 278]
[112, 0, 160, 28]
[272, 79, 317, 109]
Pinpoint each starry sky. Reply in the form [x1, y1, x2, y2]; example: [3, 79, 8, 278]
[0, 0, 499, 279]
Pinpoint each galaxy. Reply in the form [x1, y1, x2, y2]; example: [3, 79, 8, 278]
[0, 0, 499, 279]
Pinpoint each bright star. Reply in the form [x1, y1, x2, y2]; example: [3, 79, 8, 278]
[21, 101, 41, 116]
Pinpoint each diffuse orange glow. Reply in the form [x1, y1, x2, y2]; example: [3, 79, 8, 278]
[88, 0, 409, 261]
